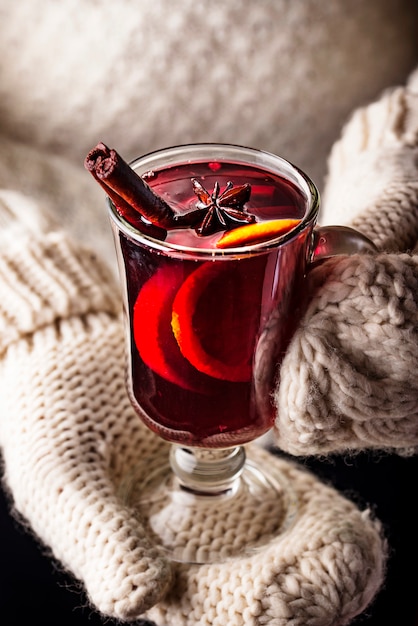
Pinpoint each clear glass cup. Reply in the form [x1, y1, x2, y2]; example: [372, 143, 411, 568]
[108, 143, 376, 563]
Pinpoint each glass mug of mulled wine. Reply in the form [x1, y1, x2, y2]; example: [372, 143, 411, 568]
[86, 143, 376, 564]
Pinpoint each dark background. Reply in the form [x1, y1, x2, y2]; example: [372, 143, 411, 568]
[1, 451, 417, 626]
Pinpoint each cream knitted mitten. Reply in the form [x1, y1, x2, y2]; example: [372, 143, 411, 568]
[0, 194, 385, 624]
[0, 198, 173, 617]
[275, 74, 418, 456]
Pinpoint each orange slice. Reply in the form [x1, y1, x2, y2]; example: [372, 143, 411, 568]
[171, 259, 265, 382]
[133, 265, 215, 392]
[216, 218, 301, 248]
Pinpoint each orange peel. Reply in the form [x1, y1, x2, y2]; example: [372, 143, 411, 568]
[133, 265, 215, 392]
[216, 218, 301, 248]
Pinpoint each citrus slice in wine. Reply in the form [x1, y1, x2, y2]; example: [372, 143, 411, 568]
[133, 265, 215, 392]
[171, 259, 264, 382]
[216, 218, 301, 248]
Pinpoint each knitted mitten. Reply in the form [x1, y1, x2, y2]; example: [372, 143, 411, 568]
[275, 72, 418, 456]
[0, 192, 385, 624]
[0, 194, 173, 618]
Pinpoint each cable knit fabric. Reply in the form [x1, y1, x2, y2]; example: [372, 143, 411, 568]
[274, 70, 418, 456]
[0, 208, 386, 624]
[275, 253, 418, 456]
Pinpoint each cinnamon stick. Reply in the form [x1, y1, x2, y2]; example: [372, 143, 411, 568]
[91, 173, 167, 240]
[84, 142, 176, 229]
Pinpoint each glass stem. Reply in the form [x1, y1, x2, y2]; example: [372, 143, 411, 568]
[169, 445, 246, 496]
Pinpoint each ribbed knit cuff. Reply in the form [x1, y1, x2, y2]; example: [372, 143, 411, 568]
[0, 230, 120, 354]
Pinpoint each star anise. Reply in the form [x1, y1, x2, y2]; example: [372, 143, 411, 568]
[191, 178, 255, 236]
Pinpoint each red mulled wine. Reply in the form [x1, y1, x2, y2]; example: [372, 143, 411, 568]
[115, 159, 311, 447]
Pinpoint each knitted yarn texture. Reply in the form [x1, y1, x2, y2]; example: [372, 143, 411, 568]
[0, 3, 416, 622]
[0, 137, 114, 265]
[147, 447, 385, 626]
[0, 0, 417, 189]
[0, 206, 385, 624]
[0, 225, 173, 619]
[275, 73, 418, 456]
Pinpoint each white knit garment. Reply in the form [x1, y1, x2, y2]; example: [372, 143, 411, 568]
[0, 1, 417, 203]
[274, 71, 418, 456]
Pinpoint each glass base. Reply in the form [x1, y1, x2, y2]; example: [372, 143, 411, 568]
[120, 445, 298, 564]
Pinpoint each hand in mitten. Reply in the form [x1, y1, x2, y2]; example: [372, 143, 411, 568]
[275, 71, 418, 456]
[0, 195, 173, 618]
[0, 191, 385, 625]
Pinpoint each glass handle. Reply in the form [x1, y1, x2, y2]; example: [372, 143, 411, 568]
[311, 225, 378, 263]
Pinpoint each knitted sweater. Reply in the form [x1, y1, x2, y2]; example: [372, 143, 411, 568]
[0, 0, 417, 263]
